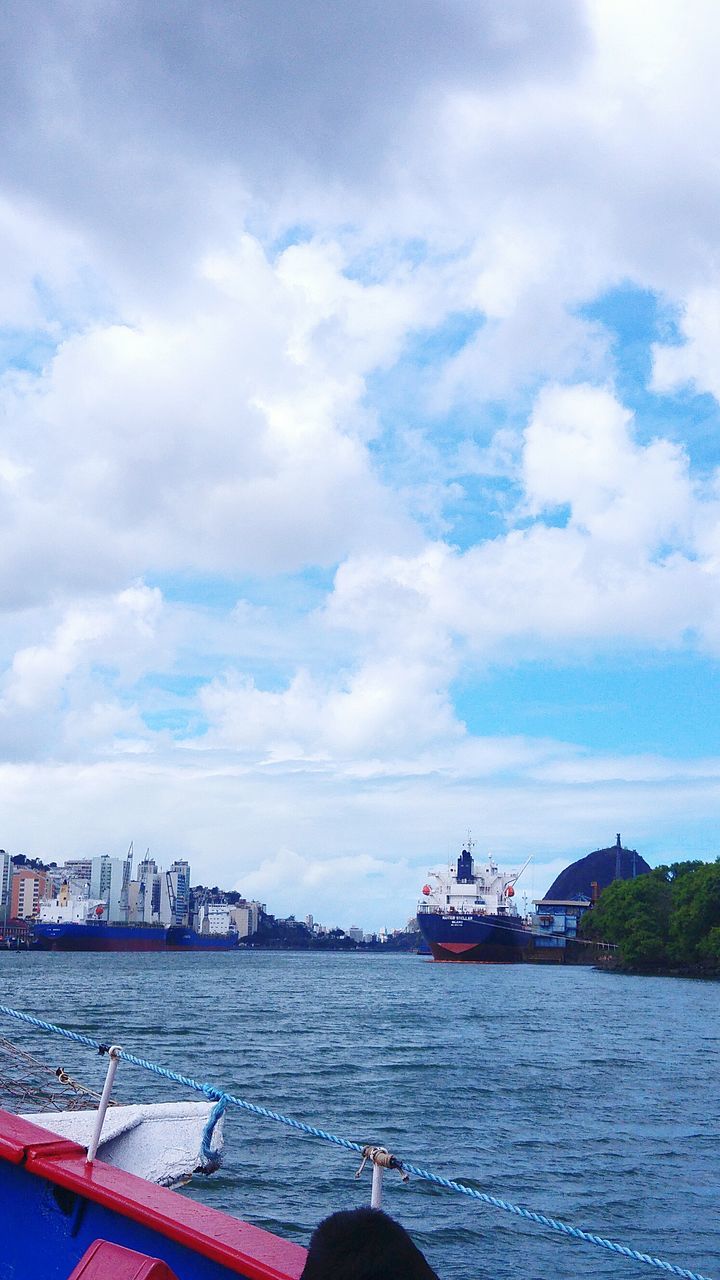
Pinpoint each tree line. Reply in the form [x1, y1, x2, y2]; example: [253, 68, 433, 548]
[581, 859, 720, 969]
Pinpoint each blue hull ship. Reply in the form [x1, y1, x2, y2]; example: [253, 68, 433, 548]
[417, 908, 531, 962]
[32, 921, 167, 951]
[166, 926, 239, 950]
[33, 922, 240, 952]
[417, 839, 532, 962]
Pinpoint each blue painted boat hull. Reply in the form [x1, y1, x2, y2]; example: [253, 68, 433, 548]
[0, 1109, 304, 1279]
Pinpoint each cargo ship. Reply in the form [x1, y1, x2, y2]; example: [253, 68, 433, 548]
[417, 839, 531, 962]
[32, 920, 240, 951]
[32, 920, 169, 952]
[32, 875, 242, 951]
[166, 925, 239, 950]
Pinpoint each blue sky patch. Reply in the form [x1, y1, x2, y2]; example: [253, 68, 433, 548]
[453, 650, 720, 757]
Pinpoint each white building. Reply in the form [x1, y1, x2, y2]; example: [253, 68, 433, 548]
[229, 902, 261, 938]
[159, 860, 191, 926]
[348, 926, 364, 943]
[199, 902, 233, 935]
[0, 852, 10, 908]
[64, 859, 93, 883]
[49, 861, 92, 896]
[90, 855, 127, 922]
[127, 881, 141, 922]
[130, 858, 159, 923]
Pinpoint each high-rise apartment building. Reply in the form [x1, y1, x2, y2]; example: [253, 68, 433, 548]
[90, 855, 127, 922]
[159, 860, 191, 926]
[132, 858, 159, 923]
[0, 852, 10, 908]
[10, 870, 46, 920]
[229, 902, 262, 938]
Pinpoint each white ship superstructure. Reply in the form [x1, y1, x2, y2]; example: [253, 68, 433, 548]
[421, 841, 530, 917]
[37, 886, 107, 925]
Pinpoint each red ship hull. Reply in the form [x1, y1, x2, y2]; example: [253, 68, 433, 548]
[428, 939, 527, 962]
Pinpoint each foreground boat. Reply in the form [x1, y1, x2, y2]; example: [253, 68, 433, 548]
[0, 1107, 305, 1279]
[20, 1100, 224, 1186]
[0, 1034, 225, 1187]
[0, 1004, 709, 1280]
[417, 841, 531, 962]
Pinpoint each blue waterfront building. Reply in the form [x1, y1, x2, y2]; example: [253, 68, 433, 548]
[531, 897, 592, 950]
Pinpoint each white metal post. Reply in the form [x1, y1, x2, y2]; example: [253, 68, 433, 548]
[86, 1044, 122, 1165]
[370, 1161, 384, 1209]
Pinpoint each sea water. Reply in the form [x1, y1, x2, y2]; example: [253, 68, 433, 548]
[0, 951, 717, 1280]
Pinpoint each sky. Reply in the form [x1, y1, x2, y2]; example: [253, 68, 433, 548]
[1, 1, 720, 930]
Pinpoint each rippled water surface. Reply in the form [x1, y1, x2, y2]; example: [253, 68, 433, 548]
[0, 952, 717, 1280]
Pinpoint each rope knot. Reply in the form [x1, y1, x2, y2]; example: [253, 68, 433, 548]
[202, 1084, 224, 1103]
[355, 1145, 409, 1184]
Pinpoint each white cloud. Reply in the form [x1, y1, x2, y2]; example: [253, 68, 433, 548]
[195, 656, 462, 763]
[653, 287, 720, 401]
[0, 234, 439, 607]
[1, 585, 162, 713]
[1, 2, 720, 923]
[328, 384, 720, 659]
[239, 847, 418, 926]
[0, 192, 88, 329]
[0, 747, 717, 928]
[522, 384, 695, 549]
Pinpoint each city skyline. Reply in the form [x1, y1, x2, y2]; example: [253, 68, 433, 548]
[0, 4, 719, 930]
[0, 845, 386, 936]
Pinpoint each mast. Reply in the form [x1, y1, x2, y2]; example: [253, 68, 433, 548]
[509, 854, 532, 885]
[120, 842, 134, 920]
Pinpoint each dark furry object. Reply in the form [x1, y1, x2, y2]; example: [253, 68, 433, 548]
[300, 1208, 440, 1280]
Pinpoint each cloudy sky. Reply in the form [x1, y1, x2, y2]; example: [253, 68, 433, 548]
[1, 0, 719, 928]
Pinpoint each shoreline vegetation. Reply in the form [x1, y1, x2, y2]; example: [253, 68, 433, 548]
[247, 916, 420, 952]
[581, 859, 720, 978]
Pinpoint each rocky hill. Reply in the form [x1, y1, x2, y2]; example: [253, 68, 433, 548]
[543, 835, 650, 901]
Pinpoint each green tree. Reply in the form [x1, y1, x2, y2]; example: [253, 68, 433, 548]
[581, 859, 720, 969]
[581, 869, 672, 965]
[699, 926, 720, 964]
[668, 860, 720, 964]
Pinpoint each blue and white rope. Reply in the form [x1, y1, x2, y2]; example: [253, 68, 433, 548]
[0, 1004, 712, 1280]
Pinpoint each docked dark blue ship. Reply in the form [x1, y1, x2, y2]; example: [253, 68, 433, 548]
[32, 921, 240, 951]
[32, 921, 168, 951]
[417, 841, 531, 962]
[166, 925, 239, 950]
